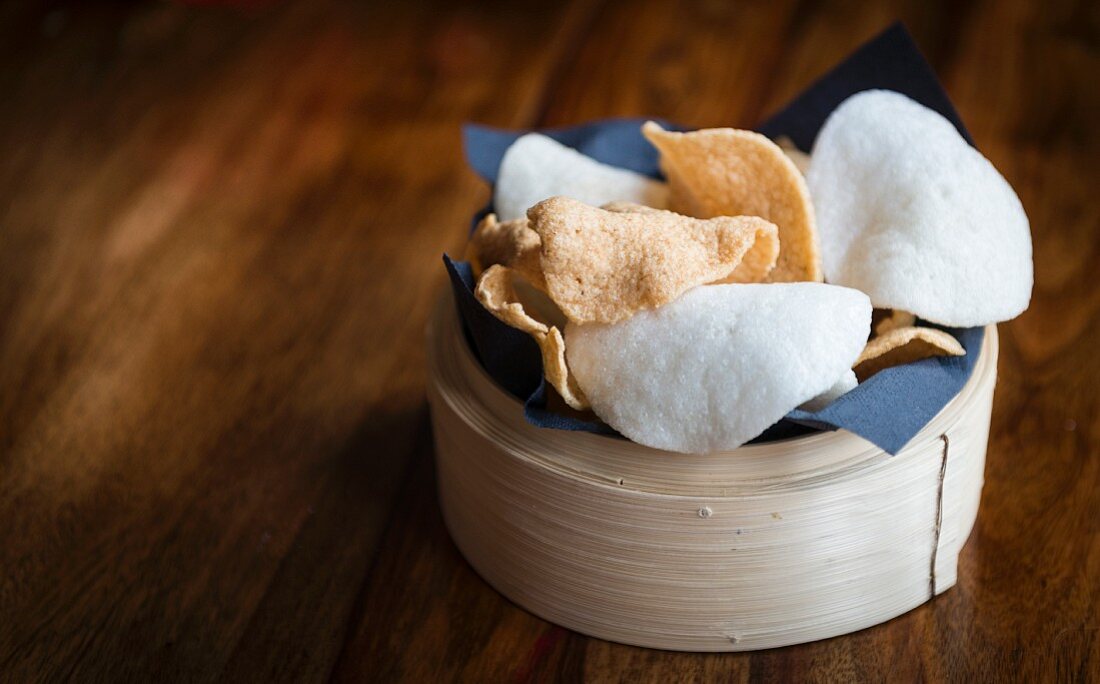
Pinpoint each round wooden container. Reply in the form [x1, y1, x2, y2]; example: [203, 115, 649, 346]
[426, 297, 997, 651]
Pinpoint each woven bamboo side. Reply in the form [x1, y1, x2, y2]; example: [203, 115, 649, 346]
[426, 297, 998, 651]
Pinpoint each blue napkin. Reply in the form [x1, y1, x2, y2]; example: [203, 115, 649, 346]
[445, 23, 984, 454]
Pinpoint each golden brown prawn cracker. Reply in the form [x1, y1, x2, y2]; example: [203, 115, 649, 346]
[601, 201, 779, 283]
[601, 200, 663, 214]
[527, 196, 778, 324]
[474, 265, 588, 409]
[714, 227, 781, 284]
[540, 327, 588, 411]
[853, 326, 965, 382]
[474, 264, 547, 335]
[642, 121, 822, 283]
[874, 309, 917, 336]
[468, 213, 545, 288]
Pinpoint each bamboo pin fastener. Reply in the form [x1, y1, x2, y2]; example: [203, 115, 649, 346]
[426, 297, 997, 652]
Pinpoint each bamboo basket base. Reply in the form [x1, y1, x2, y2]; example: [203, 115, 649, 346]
[426, 297, 997, 652]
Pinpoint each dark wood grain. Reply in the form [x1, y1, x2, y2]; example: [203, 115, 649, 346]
[0, 0, 1096, 681]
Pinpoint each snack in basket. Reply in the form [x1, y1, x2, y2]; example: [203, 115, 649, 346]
[642, 121, 822, 283]
[494, 133, 668, 222]
[808, 90, 1033, 326]
[455, 88, 1033, 455]
[854, 325, 965, 382]
[799, 369, 859, 412]
[565, 283, 871, 454]
[467, 213, 545, 287]
[873, 308, 917, 336]
[600, 200, 781, 282]
[527, 196, 778, 324]
[475, 265, 588, 409]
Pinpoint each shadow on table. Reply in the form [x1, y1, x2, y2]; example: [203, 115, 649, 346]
[331, 402, 590, 681]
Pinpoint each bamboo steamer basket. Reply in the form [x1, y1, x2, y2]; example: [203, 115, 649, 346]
[426, 296, 997, 651]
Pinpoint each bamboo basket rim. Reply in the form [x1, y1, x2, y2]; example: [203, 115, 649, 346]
[428, 296, 999, 497]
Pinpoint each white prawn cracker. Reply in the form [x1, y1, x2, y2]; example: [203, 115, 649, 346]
[565, 283, 871, 454]
[642, 121, 822, 283]
[807, 89, 1032, 327]
[494, 134, 668, 222]
[475, 265, 588, 410]
[800, 369, 858, 412]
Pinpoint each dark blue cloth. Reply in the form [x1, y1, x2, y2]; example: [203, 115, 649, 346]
[445, 23, 985, 454]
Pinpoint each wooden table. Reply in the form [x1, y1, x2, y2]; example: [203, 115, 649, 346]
[1, 1, 1096, 681]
